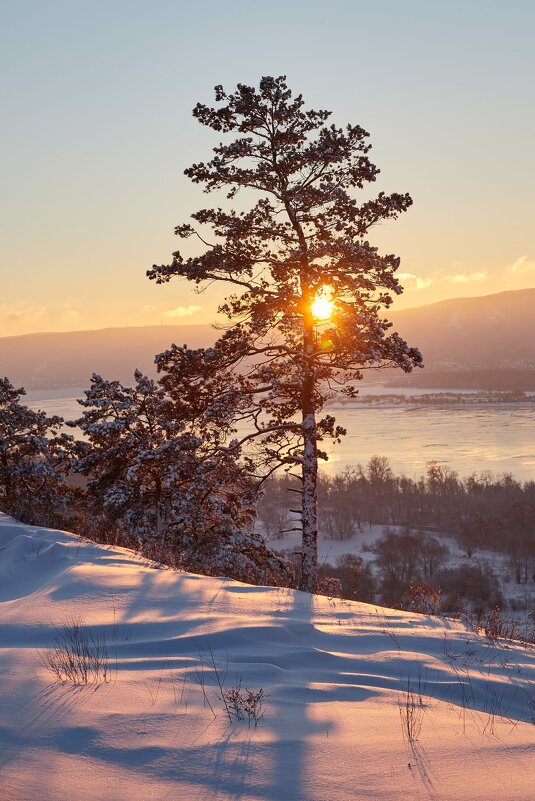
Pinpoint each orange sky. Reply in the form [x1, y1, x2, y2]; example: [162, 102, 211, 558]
[1, 1, 534, 337]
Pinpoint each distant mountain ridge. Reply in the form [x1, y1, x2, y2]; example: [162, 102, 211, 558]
[1, 288, 534, 390]
[0, 324, 216, 390]
[390, 288, 535, 369]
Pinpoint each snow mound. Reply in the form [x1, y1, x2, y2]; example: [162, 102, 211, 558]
[1, 513, 534, 801]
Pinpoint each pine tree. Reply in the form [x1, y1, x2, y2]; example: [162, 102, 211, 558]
[0, 377, 74, 522]
[75, 365, 287, 585]
[148, 76, 422, 592]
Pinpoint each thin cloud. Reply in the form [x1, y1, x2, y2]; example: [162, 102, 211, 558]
[444, 272, 487, 284]
[61, 308, 82, 323]
[398, 273, 433, 290]
[509, 255, 535, 277]
[0, 302, 46, 324]
[163, 304, 202, 318]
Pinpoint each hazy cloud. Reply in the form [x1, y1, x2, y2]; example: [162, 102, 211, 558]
[509, 255, 535, 277]
[61, 308, 82, 323]
[398, 272, 433, 290]
[163, 304, 202, 318]
[0, 301, 46, 324]
[444, 271, 487, 284]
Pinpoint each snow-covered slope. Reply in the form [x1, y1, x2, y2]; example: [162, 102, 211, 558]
[1, 514, 534, 801]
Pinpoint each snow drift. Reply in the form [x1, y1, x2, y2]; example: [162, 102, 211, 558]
[1, 513, 534, 801]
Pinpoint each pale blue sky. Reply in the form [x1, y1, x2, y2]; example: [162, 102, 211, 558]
[1, 0, 534, 334]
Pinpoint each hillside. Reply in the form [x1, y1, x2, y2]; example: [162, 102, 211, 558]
[0, 324, 216, 389]
[1, 289, 535, 390]
[1, 514, 534, 801]
[390, 288, 535, 370]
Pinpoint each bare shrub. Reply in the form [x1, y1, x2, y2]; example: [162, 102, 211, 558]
[482, 606, 535, 645]
[222, 677, 267, 727]
[435, 562, 504, 613]
[459, 604, 535, 647]
[318, 554, 376, 603]
[194, 643, 267, 726]
[404, 582, 443, 615]
[40, 616, 110, 685]
[483, 606, 516, 642]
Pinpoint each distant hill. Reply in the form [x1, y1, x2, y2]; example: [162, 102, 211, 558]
[2, 288, 535, 390]
[389, 288, 535, 370]
[0, 325, 216, 390]
[386, 288, 535, 388]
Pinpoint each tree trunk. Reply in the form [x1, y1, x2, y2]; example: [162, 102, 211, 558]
[299, 315, 319, 593]
[300, 409, 318, 592]
[282, 195, 319, 592]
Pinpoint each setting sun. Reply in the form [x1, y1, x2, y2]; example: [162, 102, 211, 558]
[311, 291, 334, 321]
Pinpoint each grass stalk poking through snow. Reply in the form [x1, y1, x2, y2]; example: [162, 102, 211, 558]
[40, 615, 110, 685]
[399, 676, 425, 742]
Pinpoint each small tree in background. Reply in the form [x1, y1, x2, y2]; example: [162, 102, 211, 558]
[0, 376, 75, 523]
[149, 76, 421, 591]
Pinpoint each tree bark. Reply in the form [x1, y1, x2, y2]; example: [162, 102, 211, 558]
[281, 189, 319, 592]
[299, 303, 319, 593]
[282, 198, 320, 593]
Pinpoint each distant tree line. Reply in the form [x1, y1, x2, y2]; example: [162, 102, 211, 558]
[333, 390, 533, 407]
[260, 457, 535, 552]
[390, 368, 535, 391]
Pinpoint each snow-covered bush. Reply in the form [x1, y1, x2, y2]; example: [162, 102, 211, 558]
[0, 376, 77, 525]
[74, 364, 288, 586]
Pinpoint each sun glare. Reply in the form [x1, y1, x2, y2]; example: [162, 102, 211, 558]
[311, 292, 334, 321]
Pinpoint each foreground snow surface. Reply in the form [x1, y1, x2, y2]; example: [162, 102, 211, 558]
[1, 515, 534, 801]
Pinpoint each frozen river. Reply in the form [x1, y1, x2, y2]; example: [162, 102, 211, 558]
[27, 387, 535, 482]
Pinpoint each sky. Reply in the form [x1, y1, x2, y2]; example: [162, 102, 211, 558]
[1, 0, 534, 337]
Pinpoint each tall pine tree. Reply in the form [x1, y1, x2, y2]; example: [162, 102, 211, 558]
[149, 77, 421, 591]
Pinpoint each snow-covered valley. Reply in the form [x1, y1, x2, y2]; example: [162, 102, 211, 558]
[269, 524, 535, 615]
[1, 514, 535, 800]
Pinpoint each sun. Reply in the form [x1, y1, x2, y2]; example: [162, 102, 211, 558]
[311, 291, 334, 321]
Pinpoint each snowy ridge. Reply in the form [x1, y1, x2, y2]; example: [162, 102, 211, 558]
[1, 514, 534, 801]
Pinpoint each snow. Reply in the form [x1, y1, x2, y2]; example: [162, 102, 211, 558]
[1, 513, 535, 801]
[270, 524, 390, 563]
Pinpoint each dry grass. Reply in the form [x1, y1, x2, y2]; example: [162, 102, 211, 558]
[40, 615, 111, 685]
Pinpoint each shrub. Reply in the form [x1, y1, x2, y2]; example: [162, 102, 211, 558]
[404, 582, 443, 615]
[318, 554, 376, 602]
[221, 678, 267, 727]
[435, 563, 504, 612]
